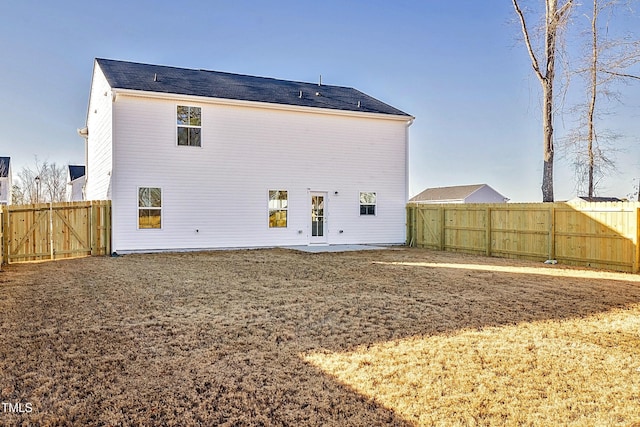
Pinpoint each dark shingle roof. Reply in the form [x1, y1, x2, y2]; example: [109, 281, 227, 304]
[68, 165, 85, 181]
[96, 58, 411, 117]
[0, 157, 10, 178]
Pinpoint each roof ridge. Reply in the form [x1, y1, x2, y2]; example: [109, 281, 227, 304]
[94, 58, 412, 117]
[98, 58, 355, 91]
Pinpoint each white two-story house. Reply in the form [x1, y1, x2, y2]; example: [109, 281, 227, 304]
[80, 58, 413, 253]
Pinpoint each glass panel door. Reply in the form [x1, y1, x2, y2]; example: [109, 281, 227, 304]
[310, 193, 327, 243]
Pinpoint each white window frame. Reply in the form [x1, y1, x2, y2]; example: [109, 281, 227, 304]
[359, 191, 377, 216]
[268, 190, 288, 228]
[177, 105, 202, 147]
[138, 187, 162, 230]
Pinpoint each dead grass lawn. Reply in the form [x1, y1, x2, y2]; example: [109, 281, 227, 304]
[1, 248, 640, 426]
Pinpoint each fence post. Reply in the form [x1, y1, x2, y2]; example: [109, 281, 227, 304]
[548, 204, 556, 261]
[485, 206, 492, 257]
[49, 202, 54, 260]
[635, 207, 640, 273]
[90, 201, 96, 255]
[0, 205, 3, 268]
[413, 205, 424, 248]
[410, 206, 415, 247]
[439, 206, 445, 251]
[3, 206, 9, 264]
[107, 201, 112, 255]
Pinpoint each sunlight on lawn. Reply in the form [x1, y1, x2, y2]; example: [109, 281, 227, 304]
[302, 306, 640, 426]
[374, 261, 640, 282]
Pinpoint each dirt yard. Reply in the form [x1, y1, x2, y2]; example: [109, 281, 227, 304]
[1, 248, 639, 426]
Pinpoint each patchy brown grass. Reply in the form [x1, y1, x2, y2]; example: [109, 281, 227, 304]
[1, 248, 639, 426]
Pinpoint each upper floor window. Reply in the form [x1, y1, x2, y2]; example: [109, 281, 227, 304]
[360, 192, 376, 215]
[177, 106, 201, 147]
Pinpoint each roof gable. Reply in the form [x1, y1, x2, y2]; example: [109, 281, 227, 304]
[410, 184, 487, 202]
[68, 165, 86, 181]
[95, 58, 411, 117]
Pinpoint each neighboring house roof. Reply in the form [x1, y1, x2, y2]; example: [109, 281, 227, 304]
[574, 196, 622, 202]
[0, 157, 10, 177]
[96, 58, 411, 117]
[68, 165, 86, 181]
[410, 184, 487, 203]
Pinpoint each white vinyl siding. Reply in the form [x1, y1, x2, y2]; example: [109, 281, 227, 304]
[85, 64, 113, 200]
[68, 177, 86, 202]
[107, 94, 408, 252]
[0, 177, 10, 205]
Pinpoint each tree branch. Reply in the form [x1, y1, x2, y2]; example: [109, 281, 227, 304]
[600, 70, 640, 80]
[557, 0, 574, 19]
[512, 0, 545, 82]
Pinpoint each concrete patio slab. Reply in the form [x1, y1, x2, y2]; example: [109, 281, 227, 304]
[283, 244, 393, 253]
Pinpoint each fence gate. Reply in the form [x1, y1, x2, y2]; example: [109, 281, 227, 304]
[3, 201, 111, 263]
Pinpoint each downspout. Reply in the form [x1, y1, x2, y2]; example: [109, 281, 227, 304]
[405, 118, 414, 206]
[405, 118, 414, 245]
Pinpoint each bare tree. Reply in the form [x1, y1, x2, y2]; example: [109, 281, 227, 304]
[513, 0, 575, 201]
[565, 0, 640, 197]
[11, 184, 26, 205]
[13, 158, 67, 204]
[627, 177, 640, 201]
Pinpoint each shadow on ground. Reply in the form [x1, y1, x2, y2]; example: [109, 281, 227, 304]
[1, 248, 639, 425]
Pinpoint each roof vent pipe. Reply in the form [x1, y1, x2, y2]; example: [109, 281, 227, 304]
[299, 90, 303, 98]
[319, 75, 322, 86]
[153, 73, 158, 82]
[357, 101, 361, 108]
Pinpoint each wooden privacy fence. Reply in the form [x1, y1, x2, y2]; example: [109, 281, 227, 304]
[0, 201, 111, 264]
[407, 202, 640, 273]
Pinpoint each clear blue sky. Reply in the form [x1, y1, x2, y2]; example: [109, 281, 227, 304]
[1, 0, 639, 201]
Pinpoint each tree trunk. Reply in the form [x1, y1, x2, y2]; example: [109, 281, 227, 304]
[513, 0, 573, 202]
[587, 0, 598, 198]
[542, 83, 555, 202]
[541, 0, 558, 203]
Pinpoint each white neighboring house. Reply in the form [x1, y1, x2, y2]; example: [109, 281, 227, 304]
[67, 165, 86, 202]
[0, 157, 12, 205]
[410, 184, 509, 204]
[80, 58, 413, 253]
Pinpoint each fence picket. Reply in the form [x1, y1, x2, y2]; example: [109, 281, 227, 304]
[1, 201, 111, 264]
[407, 202, 640, 273]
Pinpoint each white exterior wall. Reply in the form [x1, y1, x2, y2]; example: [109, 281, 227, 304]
[0, 162, 11, 205]
[0, 178, 10, 205]
[85, 64, 113, 200]
[109, 93, 409, 252]
[414, 199, 464, 204]
[67, 177, 86, 201]
[465, 186, 508, 203]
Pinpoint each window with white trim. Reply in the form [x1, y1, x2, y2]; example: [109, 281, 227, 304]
[359, 192, 376, 215]
[268, 190, 288, 228]
[177, 106, 201, 146]
[138, 187, 162, 229]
